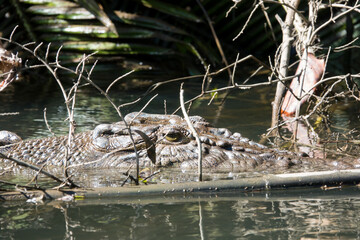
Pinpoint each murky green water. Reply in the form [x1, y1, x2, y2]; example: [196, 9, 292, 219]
[2, 187, 360, 239]
[2, 80, 359, 141]
[1, 79, 360, 239]
[0, 80, 275, 141]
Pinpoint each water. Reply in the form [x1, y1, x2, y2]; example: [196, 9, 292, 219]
[0, 77, 281, 141]
[1, 78, 360, 239]
[2, 187, 360, 239]
[1, 79, 358, 142]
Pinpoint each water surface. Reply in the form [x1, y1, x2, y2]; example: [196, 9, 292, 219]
[2, 187, 360, 239]
[1, 78, 360, 239]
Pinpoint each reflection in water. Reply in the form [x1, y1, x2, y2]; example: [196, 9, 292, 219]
[281, 116, 322, 158]
[2, 82, 360, 239]
[2, 188, 360, 239]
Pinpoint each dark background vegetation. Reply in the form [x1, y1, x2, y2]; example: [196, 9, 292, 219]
[2, 0, 359, 89]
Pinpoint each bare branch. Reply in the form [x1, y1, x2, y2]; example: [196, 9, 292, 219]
[180, 83, 202, 181]
[9, 25, 18, 42]
[106, 69, 135, 94]
[33, 42, 43, 56]
[233, 3, 261, 41]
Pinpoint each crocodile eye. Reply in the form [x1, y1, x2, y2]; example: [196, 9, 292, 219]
[165, 132, 182, 142]
[160, 128, 190, 145]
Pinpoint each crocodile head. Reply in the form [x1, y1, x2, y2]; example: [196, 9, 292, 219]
[84, 112, 295, 172]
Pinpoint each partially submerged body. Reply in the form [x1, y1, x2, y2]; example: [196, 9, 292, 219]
[1, 112, 359, 187]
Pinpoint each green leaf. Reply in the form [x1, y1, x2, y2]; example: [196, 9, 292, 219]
[19, 0, 74, 5]
[60, 41, 174, 55]
[12, 213, 30, 220]
[113, 11, 188, 35]
[27, 5, 95, 19]
[74, 0, 118, 35]
[36, 24, 156, 39]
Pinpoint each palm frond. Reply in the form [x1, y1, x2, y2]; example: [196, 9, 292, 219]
[2, 0, 359, 86]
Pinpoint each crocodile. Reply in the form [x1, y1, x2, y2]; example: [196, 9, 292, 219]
[1, 112, 360, 178]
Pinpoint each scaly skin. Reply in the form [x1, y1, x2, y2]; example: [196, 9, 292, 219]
[1, 112, 359, 174]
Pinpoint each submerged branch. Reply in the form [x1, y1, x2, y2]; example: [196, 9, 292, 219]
[0, 153, 73, 188]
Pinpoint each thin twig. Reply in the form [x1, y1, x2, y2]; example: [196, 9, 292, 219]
[141, 170, 161, 182]
[106, 69, 135, 94]
[43, 108, 55, 136]
[45, 42, 51, 61]
[233, 3, 261, 41]
[310, 1, 360, 43]
[179, 83, 202, 181]
[127, 94, 159, 125]
[195, 0, 232, 81]
[9, 25, 18, 42]
[33, 42, 43, 56]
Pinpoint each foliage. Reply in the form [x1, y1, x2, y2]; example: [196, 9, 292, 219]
[1, 0, 359, 83]
[0, 0, 282, 82]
